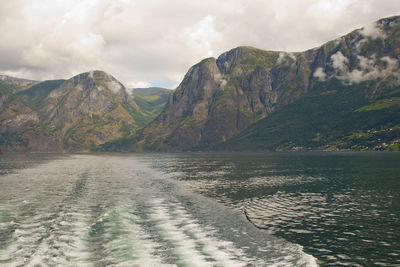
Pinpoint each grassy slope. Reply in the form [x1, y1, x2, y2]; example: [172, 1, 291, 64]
[131, 87, 171, 119]
[216, 79, 400, 151]
[15, 80, 65, 109]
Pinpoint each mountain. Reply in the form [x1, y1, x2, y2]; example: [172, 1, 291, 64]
[131, 87, 171, 120]
[0, 87, 59, 152]
[216, 16, 400, 151]
[123, 48, 312, 151]
[104, 15, 400, 152]
[0, 71, 151, 152]
[0, 75, 38, 94]
[15, 79, 66, 110]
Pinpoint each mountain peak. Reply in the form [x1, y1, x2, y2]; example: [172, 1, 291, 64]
[68, 70, 126, 96]
[1, 69, 152, 151]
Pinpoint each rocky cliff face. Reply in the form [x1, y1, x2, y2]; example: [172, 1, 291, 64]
[38, 71, 145, 151]
[112, 15, 400, 151]
[0, 71, 149, 152]
[128, 48, 312, 150]
[0, 89, 62, 152]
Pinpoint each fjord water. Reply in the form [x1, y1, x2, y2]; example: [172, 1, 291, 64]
[0, 153, 399, 266]
[0, 153, 316, 266]
[148, 152, 400, 266]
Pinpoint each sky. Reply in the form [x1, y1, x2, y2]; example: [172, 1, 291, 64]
[0, 0, 399, 89]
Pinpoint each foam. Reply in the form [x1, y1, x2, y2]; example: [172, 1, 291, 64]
[149, 198, 258, 267]
[100, 205, 165, 266]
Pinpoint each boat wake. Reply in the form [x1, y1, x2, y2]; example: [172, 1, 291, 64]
[0, 154, 318, 266]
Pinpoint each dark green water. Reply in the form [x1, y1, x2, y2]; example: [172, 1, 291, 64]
[0, 152, 399, 266]
[146, 152, 400, 266]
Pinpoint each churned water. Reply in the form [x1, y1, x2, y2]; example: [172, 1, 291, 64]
[0, 153, 316, 266]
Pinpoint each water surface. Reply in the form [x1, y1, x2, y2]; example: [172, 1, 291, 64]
[147, 152, 400, 266]
[0, 153, 316, 266]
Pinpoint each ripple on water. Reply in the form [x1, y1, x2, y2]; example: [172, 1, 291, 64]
[243, 190, 400, 266]
[147, 152, 400, 266]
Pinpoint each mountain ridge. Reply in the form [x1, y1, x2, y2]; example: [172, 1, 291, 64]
[1, 15, 400, 152]
[101, 15, 400, 152]
[0, 70, 152, 152]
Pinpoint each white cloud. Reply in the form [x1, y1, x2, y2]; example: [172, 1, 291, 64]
[126, 81, 152, 88]
[331, 53, 399, 84]
[183, 15, 220, 57]
[309, 0, 352, 13]
[277, 52, 286, 64]
[331, 51, 349, 71]
[0, 0, 399, 87]
[360, 21, 385, 39]
[287, 53, 297, 61]
[314, 67, 327, 81]
[277, 52, 296, 64]
[214, 73, 227, 87]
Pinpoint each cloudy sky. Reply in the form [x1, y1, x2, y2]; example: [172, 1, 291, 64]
[1, 0, 399, 88]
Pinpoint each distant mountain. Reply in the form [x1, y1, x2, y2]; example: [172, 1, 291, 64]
[0, 71, 151, 152]
[131, 87, 171, 120]
[0, 75, 38, 94]
[104, 15, 400, 152]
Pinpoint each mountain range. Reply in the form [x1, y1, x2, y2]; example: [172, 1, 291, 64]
[1, 15, 400, 152]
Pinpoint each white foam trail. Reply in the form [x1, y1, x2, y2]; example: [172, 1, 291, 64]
[100, 206, 165, 266]
[149, 198, 258, 267]
[0, 210, 91, 266]
[1, 155, 319, 266]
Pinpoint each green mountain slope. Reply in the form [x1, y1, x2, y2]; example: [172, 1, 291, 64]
[216, 16, 400, 151]
[216, 79, 400, 151]
[16, 79, 65, 110]
[131, 87, 171, 119]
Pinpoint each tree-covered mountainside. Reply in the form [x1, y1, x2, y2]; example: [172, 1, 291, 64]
[0, 71, 152, 152]
[103, 15, 400, 152]
[131, 87, 171, 120]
